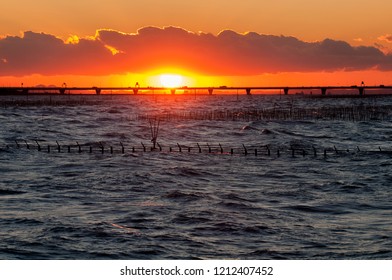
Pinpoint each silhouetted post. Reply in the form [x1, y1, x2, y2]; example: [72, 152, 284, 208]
[120, 142, 124, 154]
[35, 140, 41, 151]
[177, 143, 182, 152]
[56, 141, 60, 152]
[197, 143, 201, 153]
[243, 144, 248, 156]
[77, 142, 82, 153]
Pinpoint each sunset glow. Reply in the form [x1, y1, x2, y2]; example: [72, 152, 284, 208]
[159, 74, 183, 88]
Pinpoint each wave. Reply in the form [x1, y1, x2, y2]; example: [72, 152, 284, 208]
[284, 204, 352, 215]
[164, 190, 209, 202]
[0, 189, 25, 195]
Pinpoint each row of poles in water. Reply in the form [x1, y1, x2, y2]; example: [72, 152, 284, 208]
[6, 117, 392, 157]
[137, 105, 392, 122]
[9, 139, 392, 158]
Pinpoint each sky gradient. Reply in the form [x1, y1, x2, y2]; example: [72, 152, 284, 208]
[1, 0, 392, 87]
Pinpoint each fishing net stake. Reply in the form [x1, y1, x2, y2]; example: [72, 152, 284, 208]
[149, 117, 160, 150]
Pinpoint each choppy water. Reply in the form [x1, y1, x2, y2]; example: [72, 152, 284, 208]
[1, 94, 392, 259]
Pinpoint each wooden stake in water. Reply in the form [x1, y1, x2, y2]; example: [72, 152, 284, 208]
[149, 118, 160, 150]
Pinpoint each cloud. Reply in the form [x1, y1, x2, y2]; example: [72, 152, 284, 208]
[0, 31, 115, 76]
[378, 34, 392, 43]
[1, 27, 392, 76]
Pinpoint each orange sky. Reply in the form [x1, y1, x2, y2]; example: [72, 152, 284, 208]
[1, 0, 392, 87]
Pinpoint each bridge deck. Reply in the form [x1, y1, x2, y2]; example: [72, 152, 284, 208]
[1, 85, 391, 95]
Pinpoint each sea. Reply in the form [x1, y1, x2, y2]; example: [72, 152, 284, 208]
[1, 93, 392, 260]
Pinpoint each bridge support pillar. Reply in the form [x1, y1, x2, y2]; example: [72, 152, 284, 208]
[59, 88, 66, 95]
[283, 88, 289, 95]
[171, 89, 176, 95]
[246, 88, 251, 95]
[321, 88, 327, 96]
[359, 87, 364, 95]
[208, 88, 214, 95]
[95, 88, 101, 95]
[133, 88, 139, 94]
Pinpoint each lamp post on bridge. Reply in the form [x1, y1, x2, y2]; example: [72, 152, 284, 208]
[60, 82, 67, 95]
[133, 82, 139, 94]
[360, 81, 365, 95]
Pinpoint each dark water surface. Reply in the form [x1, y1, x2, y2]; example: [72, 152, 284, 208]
[1, 94, 392, 259]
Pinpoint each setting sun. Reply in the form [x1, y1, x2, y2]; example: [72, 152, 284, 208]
[159, 74, 183, 88]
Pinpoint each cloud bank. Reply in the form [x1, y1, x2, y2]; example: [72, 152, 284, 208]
[1, 26, 392, 76]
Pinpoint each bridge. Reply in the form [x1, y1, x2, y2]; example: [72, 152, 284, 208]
[0, 85, 391, 96]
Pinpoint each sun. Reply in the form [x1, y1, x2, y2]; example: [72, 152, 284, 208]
[159, 74, 183, 88]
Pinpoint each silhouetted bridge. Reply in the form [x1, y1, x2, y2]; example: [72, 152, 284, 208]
[1, 85, 391, 96]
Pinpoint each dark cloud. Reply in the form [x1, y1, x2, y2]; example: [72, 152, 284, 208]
[0, 31, 115, 76]
[1, 27, 392, 76]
